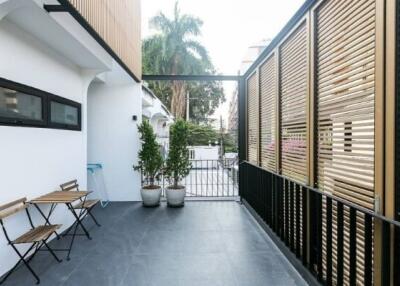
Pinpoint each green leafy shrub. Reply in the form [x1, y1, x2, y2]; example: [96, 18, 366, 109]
[133, 120, 163, 188]
[165, 119, 191, 188]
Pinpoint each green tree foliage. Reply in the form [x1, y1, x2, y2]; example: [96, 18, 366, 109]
[142, 1, 225, 120]
[187, 123, 218, 146]
[187, 123, 237, 153]
[222, 133, 238, 153]
[165, 119, 191, 188]
[133, 120, 164, 187]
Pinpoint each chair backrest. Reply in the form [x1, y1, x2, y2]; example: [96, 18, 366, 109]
[0, 198, 27, 220]
[60, 180, 79, 192]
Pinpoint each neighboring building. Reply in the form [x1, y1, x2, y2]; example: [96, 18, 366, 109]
[189, 146, 220, 169]
[0, 0, 141, 276]
[239, 39, 271, 75]
[189, 146, 220, 161]
[227, 87, 239, 145]
[227, 40, 269, 148]
[142, 85, 174, 158]
[227, 39, 271, 147]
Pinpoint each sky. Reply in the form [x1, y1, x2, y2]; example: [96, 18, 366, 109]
[141, 0, 305, 126]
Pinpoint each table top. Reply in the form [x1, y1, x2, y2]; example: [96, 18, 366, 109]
[29, 191, 91, 204]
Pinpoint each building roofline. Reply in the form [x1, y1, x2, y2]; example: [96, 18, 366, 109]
[142, 85, 157, 99]
[141, 85, 173, 118]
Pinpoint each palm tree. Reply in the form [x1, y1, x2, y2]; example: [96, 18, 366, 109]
[145, 1, 212, 118]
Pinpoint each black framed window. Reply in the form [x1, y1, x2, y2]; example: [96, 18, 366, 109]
[49, 97, 81, 130]
[0, 78, 81, 131]
[0, 79, 46, 127]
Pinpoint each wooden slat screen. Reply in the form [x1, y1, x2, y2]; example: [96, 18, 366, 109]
[247, 73, 259, 165]
[260, 55, 277, 171]
[67, 0, 142, 80]
[280, 23, 308, 183]
[316, 0, 376, 284]
[316, 0, 375, 209]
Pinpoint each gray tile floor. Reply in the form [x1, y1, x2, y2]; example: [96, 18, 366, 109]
[2, 202, 308, 286]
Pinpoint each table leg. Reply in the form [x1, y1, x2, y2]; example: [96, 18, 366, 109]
[33, 203, 61, 240]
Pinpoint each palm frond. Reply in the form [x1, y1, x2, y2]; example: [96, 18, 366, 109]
[185, 40, 210, 63]
[179, 15, 203, 37]
[150, 12, 173, 34]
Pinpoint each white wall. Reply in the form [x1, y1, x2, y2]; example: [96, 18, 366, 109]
[189, 146, 220, 160]
[0, 19, 90, 276]
[87, 81, 142, 201]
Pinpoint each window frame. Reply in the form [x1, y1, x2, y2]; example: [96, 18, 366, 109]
[0, 78, 81, 131]
[0, 78, 47, 127]
[48, 95, 81, 131]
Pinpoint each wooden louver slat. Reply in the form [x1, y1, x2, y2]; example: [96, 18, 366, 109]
[67, 0, 142, 80]
[247, 73, 258, 165]
[280, 22, 308, 183]
[260, 55, 277, 171]
[316, 0, 376, 284]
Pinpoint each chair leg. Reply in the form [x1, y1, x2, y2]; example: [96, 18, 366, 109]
[27, 242, 44, 263]
[0, 243, 40, 285]
[87, 209, 101, 227]
[66, 204, 91, 240]
[62, 222, 76, 237]
[20, 255, 40, 284]
[66, 217, 80, 261]
[42, 239, 62, 263]
[0, 259, 23, 284]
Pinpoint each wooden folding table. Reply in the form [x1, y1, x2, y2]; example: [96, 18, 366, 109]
[29, 191, 92, 260]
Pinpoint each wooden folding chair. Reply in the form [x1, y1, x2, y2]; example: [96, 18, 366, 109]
[0, 198, 62, 285]
[60, 180, 101, 227]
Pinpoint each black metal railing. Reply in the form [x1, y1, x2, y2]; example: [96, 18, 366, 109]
[141, 159, 238, 198]
[240, 161, 400, 286]
[185, 159, 238, 197]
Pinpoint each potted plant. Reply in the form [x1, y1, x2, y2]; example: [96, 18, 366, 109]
[133, 120, 164, 207]
[164, 119, 191, 207]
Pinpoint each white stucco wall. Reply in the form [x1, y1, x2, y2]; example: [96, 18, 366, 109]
[189, 146, 220, 160]
[0, 19, 91, 276]
[87, 81, 142, 201]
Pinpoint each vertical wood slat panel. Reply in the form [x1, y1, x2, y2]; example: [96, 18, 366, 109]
[280, 22, 308, 184]
[67, 0, 141, 80]
[247, 73, 259, 165]
[260, 55, 277, 172]
[316, 0, 376, 209]
[316, 0, 376, 285]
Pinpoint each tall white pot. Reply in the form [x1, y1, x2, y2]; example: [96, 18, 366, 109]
[140, 186, 162, 207]
[166, 186, 186, 207]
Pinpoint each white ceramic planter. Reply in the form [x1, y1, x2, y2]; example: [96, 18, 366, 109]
[166, 186, 186, 207]
[140, 186, 162, 207]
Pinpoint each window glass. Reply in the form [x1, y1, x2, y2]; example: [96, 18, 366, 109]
[0, 87, 42, 121]
[50, 101, 78, 126]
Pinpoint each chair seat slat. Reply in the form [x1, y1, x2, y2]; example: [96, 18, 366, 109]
[13, 225, 61, 244]
[73, 199, 100, 209]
